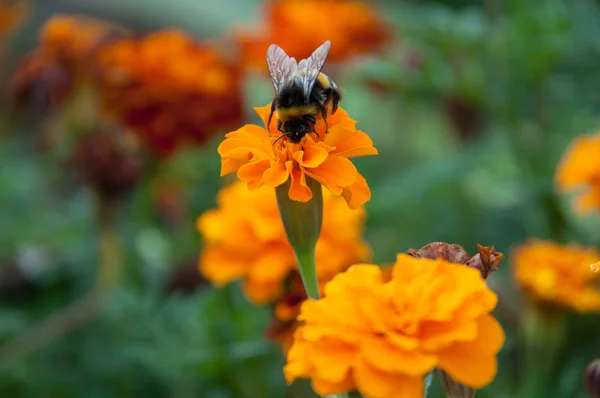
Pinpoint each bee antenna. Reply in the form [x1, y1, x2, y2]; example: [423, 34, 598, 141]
[272, 133, 289, 146]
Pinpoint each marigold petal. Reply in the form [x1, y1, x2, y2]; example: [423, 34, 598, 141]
[437, 315, 504, 388]
[218, 137, 270, 161]
[237, 159, 270, 183]
[243, 279, 283, 304]
[310, 340, 357, 383]
[254, 104, 273, 130]
[305, 156, 358, 195]
[196, 209, 226, 242]
[323, 264, 383, 297]
[328, 107, 356, 129]
[475, 314, 505, 354]
[354, 359, 424, 398]
[262, 160, 289, 186]
[342, 173, 371, 209]
[556, 133, 600, 189]
[301, 324, 366, 344]
[312, 373, 355, 397]
[220, 158, 247, 176]
[419, 318, 479, 352]
[199, 248, 247, 285]
[300, 299, 366, 332]
[287, 162, 313, 202]
[292, 144, 329, 168]
[574, 186, 600, 214]
[248, 244, 295, 282]
[226, 123, 270, 139]
[326, 126, 378, 158]
[361, 336, 437, 376]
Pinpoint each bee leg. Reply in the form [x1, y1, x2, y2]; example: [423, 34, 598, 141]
[317, 102, 329, 134]
[267, 100, 276, 136]
[277, 120, 284, 134]
[310, 128, 320, 139]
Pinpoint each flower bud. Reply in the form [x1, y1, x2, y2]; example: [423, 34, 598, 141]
[274, 177, 323, 299]
[68, 130, 143, 200]
[466, 244, 504, 279]
[587, 360, 600, 398]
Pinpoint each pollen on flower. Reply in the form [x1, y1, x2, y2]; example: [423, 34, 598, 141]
[197, 180, 370, 306]
[97, 30, 244, 157]
[233, 0, 389, 70]
[218, 104, 377, 209]
[556, 132, 600, 213]
[512, 240, 600, 312]
[284, 254, 505, 398]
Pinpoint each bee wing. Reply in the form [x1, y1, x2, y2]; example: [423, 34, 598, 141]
[266, 44, 298, 95]
[296, 40, 331, 98]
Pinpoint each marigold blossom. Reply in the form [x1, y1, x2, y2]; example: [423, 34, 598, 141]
[97, 30, 244, 157]
[556, 132, 600, 213]
[218, 105, 377, 209]
[197, 180, 370, 304]
[284, 254, 505, 398]
[40, 15, 126, 61]
[512, 240, 600, 312]
[0, 0, 28, 38]
[234, 0, 389, 70]
[11, 15, 126, 111]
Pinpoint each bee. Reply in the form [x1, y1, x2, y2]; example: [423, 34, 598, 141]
[266, 40, 341, 144]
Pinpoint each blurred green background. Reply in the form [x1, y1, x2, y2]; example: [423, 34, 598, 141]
[1, 0, 600, 397]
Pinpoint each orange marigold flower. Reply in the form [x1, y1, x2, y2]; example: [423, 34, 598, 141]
[97, 30, 244, 157]
[284, 255, 505, 397]
[40, 15, 126, 61]
[218, 105, 377, 209]
[11, 15, 125, 111]
[235, 0, 389, 69]
[0, 0, 29, 37]
[197, 180, 370, 305]
[512, 239, 600, 312]
[556, 132, 600, 213]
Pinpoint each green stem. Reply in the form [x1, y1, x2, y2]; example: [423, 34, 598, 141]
[520, 301, 565, 398]
[275, 178, 348, 398]
[275, 177, 323, 301]
[0, 194, 121, 368]
[294, 245, 320, 300]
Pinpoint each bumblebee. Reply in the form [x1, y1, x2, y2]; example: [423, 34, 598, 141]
[266, 40, 341, 144]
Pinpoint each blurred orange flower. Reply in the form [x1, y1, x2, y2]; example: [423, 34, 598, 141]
[218, 105, 377, 209]
[40, 15, 126, 62]
[235, 0, 389, 69]
[512, 240, 600, 312]
[556, 132, 600, 213]
[197, 180, 370, 305]
[97, 30, 244, 157]
[0, 0, 29, 37]
[11, 15, 125, 111]
[285, 255, 504, 397]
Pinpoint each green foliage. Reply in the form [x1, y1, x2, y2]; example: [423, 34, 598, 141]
[1, 0, 600, 397]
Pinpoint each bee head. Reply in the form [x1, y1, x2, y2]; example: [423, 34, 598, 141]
[284, 120, 310, 135]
